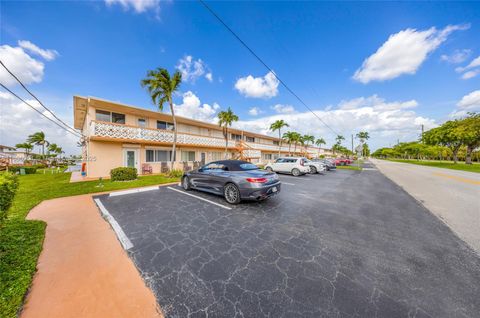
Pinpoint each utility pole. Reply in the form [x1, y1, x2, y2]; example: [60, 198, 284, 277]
[351, 134, 354, 155]
[421, 124, 424, 143]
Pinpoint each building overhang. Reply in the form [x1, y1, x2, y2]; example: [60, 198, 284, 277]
[73, 96, 88, 129]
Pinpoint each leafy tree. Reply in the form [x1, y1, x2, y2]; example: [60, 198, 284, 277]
[315, 138, 326, 157]
[282, 131, 296, 156]
[270, 120, 289, 157]
[27, 132, 49, 158]
[302, 135, 315, 155]
[141, 68, 182, 169]
[15, 143, 33, 156]
[455, 113, 480, 164]
[218, 107, 239, 159]
[423, 120, 463, 163]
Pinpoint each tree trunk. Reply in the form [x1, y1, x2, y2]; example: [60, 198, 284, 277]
[288, 143, 291, 156]
[169, 99, 177, 171]
[452, 146, 460, 164]
[465, 145, 473, 165]
[224, 127, 228, 159]
[278, 130, 281, 157]
[293, 143, 297, 155]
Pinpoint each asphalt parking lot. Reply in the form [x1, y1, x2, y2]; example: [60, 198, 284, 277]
[95, 163, 480, 318]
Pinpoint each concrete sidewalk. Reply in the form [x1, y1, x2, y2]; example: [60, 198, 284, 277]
[23, 195, 162, 318]
[371, 159, 480, 254]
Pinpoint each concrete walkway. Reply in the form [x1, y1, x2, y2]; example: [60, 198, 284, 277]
[23, 195, 162, 318]
[371, 159, 480, 254]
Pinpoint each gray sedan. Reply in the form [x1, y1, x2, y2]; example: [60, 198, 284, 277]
[181, 160, 281, 204]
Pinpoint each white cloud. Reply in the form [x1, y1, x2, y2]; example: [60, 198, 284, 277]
[248, 107, 262, 116]
[353, 24, 470, 83]
[440, 49, 471, 64]
[173, 91, 220, 122]
[232, 95, 436, 150]
[271, 104, 295, 114]
[104, 0, 160, 13]
[455, 56, 480, 79]
[176, 55, 212, 83]
[461, 69, 480, 80]
[235, 71, 279, 99]
[0, 45, 45, 87]
[205, 72, 213, 82]
[18, 40, 58, 61]
[451, 90, 480, 117]
[0, 92, 80, 155]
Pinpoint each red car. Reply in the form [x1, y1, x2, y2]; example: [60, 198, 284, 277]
[334, 158, 352, 166]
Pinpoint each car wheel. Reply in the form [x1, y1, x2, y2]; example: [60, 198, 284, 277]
[310, 166, 317, 174]
[292, 168, 300, 176]
[224, 183, 241, 204]
[182, 176, 191, 191]
[266, 167, 273, 172]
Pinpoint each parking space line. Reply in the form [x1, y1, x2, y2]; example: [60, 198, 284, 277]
[109, 186, 159, 197]
[93, 198, 133, 250]
[167, 187, 232, 210]
[281, 182, 296, 185]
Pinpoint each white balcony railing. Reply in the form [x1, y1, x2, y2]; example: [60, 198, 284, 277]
[90, 121, 235, 148]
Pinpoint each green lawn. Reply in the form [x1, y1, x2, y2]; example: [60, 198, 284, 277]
[386, 159, 480, 173]
[0, 172, 178, 318]
[336, 160, 363, 171]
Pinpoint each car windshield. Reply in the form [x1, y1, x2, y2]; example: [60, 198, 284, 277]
[239, 163, 259, 171]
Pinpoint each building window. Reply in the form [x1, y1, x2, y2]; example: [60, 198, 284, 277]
[264, 153, 273, 160]
[245, 136, 255, 142]
[210, 152, 223, 161]
[157, 120, 174, 130]
[231, 133, 242, 141]
[146, 149, 172, 162]
[181, 151, 195, 161]
[138, 118, 146, 128]
[95, 110, 125, 124]
[95, 110, 111, 122]
[273, 140, 279, 145]
[112, 112, 125, 124]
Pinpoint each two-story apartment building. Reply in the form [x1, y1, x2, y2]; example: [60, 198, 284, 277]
[73, 96, 331, 178]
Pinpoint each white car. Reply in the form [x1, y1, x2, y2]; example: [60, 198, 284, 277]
[304, 159, 326, 174]
[264, 157, 311, 176]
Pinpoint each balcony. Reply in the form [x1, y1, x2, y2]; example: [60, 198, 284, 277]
[90, 121, 235, 148]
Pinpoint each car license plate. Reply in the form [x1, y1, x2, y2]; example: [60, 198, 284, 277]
[271, 187, 277, 193]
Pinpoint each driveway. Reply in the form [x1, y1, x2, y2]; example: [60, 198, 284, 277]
[371, 158, 480, 254]
[95, 166, 480, 317]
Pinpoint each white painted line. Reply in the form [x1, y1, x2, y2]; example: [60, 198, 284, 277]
[282, 182, 296, 185]
[167, 187, 232, 210]
[363, 168, 377, 171]
[109, 186, 159, 197]
[94, 198, 133, 250]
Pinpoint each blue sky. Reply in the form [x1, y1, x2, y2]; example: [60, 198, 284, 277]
[1, 1, 479, 154]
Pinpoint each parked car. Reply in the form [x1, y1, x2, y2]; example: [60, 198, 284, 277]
[182, 160, 281, 204]
[312, 158, 336, 171]
[264, 157, 311, 176]
[304, 159, 326, 174]
[334, 158, 350, 166]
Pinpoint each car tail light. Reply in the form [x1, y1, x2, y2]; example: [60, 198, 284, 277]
[246, 177, 268, 183]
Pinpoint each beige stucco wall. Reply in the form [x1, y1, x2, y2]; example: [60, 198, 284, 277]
[87, 141, 123, 178]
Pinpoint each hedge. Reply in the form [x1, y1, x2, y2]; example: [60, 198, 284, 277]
[110, 167, 137, 181]
[0, 173, 19, 223]
[8, 166, 37, 174]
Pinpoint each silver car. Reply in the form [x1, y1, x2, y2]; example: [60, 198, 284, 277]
[182, 160, 281, 204]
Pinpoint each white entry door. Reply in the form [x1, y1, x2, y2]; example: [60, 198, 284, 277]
[123, 148, 139, 171]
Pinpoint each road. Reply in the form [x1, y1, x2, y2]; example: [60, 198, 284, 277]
[371, 159, 480, 254]
[95, 167, 480, 317]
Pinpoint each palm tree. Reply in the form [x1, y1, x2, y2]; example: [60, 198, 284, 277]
[302, 135, 315, 156]
[356, 131, 370, 157]
[27, 131, 49, 158]
[335, 135, 345, 145]
[282, 131, 295, 156]
[291, 132, 302, 155]
[270, 120, 289, 157]
[315, 138, 326, 157]
[141, 68, 182, 169]
[218, 107, 239, 159]
[15, 143, 33, 156]
[48, 143, 59, 157]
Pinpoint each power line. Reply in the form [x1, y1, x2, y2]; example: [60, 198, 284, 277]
[0, 83, 82, 138]
[0, 60, 83, 137]
[199, 0, 341, 137]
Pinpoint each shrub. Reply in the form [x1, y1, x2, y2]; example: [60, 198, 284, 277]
[110, 167, 137, 181]
[8, 166, 37, 174]
[0, 173, 19, 223]
[168, 169, 184, 178]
